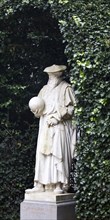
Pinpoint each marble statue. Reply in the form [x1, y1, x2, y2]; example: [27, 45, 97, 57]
[27, 64, 76, 194]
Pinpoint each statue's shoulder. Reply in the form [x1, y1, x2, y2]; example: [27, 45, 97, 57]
[38, 85, 47, 97]
[42, 84, 47, 89]
[40, 85, 47, 91]
[60, 81, 72, 89]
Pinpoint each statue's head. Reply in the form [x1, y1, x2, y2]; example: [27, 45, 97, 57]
[43, 64, 67, 77]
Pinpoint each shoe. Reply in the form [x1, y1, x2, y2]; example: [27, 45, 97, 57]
[45, 184, 55, 192]
[54, 185, 63, 194]
[25, 184, 44, 193]
[62, 184, 69, 193]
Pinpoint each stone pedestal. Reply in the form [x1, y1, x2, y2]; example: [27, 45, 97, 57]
[20, 192, 76, 220]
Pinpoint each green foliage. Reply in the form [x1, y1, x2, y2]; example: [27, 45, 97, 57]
[0, 0, 110, 219]
[0, 1, 66, 219]
[49, 0, 110, 219]
[0, 127, 37, 220]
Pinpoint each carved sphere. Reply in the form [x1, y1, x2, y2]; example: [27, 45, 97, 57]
[29, 96, 45, 113]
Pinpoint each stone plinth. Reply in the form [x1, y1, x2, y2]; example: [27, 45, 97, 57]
[20, 192, 76, 220]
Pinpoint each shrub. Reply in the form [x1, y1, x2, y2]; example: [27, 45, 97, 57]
[0, 1, 66, 219]
[49, 0, 110, 219]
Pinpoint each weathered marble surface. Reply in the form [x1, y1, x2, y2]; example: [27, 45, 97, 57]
[25, 191, 74, 203]
[27, 64, 76, 194]
[20, 193, 76, 220]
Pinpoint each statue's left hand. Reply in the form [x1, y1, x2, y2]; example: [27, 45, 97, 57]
[47, 117, 58, 127]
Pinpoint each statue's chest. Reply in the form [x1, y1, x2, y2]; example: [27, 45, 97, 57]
[42, 85, 61, 112]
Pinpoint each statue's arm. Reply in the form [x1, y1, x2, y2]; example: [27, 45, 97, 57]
[47, 86, 76, 126]
[59, 86, 76, 120]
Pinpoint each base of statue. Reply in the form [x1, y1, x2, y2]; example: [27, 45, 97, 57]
[20, 192, 76, 220]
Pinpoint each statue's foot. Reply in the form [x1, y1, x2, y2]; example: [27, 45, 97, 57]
[54, 183, 63, 194]
[45, 184, 55, 192]
[54, 187, 63, 194]
[25, 183, 44, 193]
[62, 184, 69, 193]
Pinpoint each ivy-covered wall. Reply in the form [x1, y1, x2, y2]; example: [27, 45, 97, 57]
[0, 1, 67, 219]
[49, 0, 110, 219]
[0, 0, 110, 220]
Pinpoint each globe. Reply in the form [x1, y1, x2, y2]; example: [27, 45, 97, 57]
[28, 96, 45, 113]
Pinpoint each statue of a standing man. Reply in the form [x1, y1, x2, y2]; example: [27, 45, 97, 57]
[28, 64, 76, 194]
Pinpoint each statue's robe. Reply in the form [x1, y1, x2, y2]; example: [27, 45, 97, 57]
[34, 80, 76, 185]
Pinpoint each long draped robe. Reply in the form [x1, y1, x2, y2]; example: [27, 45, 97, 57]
[34, 80, 76, 185]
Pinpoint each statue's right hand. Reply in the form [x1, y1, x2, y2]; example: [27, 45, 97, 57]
[47, 117, 58, 127]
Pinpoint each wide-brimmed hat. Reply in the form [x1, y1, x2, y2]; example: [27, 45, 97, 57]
[43, 64, 67, 73]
